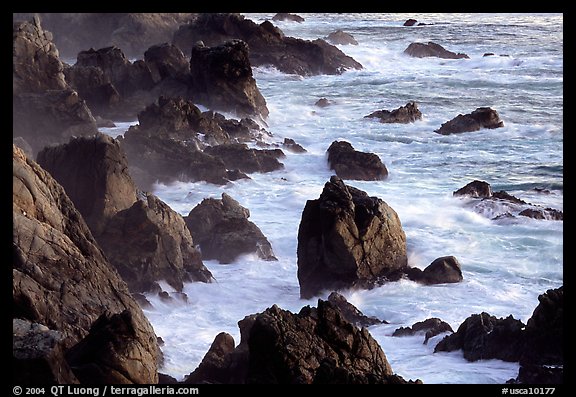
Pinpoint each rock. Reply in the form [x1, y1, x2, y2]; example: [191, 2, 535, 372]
[404, 41, 469, 59]
[326, 140, 388, 181]
[435, 107, 504, 135]
[14, 13, 195, 59]
[13, 18, 98, 156]
[271, 13, 305, 23]
[37, 133, 138, 236]
[190, 39, 269, 119]
[13, 144, 160, 382]
[364, 101, 422, 123]
[13, 319, 79, 384]
[434, 312, 525, 362]
[392, 318, 454, 345]
[518, 207, 563, 221]
[403, 19, 418, 26]
[13, 136, 34, 159]
[173, 13, 362, 76]
[453, 180, 492, 198]
[516, 286, 563, 384]
[297, 176, 407, 299]
[407, 256, 463, 285]
[65, 310, 161, 384]
[204, 143, 285, 174]
[36, 134, 213, 293]
[185, 300, 417, 384]
[325, 30, 358, 45]
[158, 373, 180, 384]
[184, 332, 236, 384]
[144, 43, 190, 83]
[184, 193, 277, 264]
[327, 292, 385, 327]
[314, 97, 331, 107]
[98, 192, 214, 292]
[282, 138, 307, 153]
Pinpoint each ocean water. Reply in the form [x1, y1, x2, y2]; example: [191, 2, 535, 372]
[110, 13, 562, 384]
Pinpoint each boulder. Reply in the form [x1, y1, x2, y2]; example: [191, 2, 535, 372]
[173, 13, 362, 76]
[184, 300, 417, 384]
[327, 292, 385, 327]
[403, 19, 418, 26]
[325, 30, 358, 45]
[282, 138, 307, 153]
[326, 140, 388, 181]
[434, 312, 525, 362]
[364, 101, 422, 123]
[406, 256, 463, 285]
[392, 318, 454, 345]
[184, 193, 277, 264]
[297, 176, 407, 299]
[271, 13, 305, 23]
[314, 97, 331, 107]
[144, 43, 190, 83]
[435, 107, 504, 135]
[404, 41, 469, 59]
[13, 145, 160, 383]
[190, 40, 269, 119]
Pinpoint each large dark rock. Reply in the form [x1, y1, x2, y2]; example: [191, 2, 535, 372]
[36, 134, 213, 293]
[297, 176, 407, 299]
[364, 101, 422, 124]
[185, 300, 417, 384]
[189, 40, 269, 119]
[13, 145, 159, 383]
[434, 312, 525, 362]
[13, 13, 195, 59]
[37, 134, 137, 236]
[404, 41, 469, 59]
[516, 286, 563, 384]
[173, 13, 362, 76]
[13, 18, 97, 156]
[271, 13, 305, 23]
[435, 107, 504, 135]
[144, 43, 190, 83]
[326, 141, 388, 181]
[184, 193, 277, 264]
[453, 180, 493, 198]
[406, 256, 463, 285]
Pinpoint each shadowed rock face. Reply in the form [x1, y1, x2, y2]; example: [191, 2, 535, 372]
[36, 134, 213, 294]
[185, 300, 417, 384]
[13, 145, 160, 383]
[297, 176, 407, 299]
[13, 17, 97, 156]
[364, 101, 422, 124]
[173, 13, 362, 76]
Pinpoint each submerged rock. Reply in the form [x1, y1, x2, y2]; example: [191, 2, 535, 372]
[393, 318, 454, 345]
[271, 13, 305, 23]
[297, 176, 407, 299]
[404, 41, 469, 59]
[406, 256, 464, 285]
[364, 101, 422, 124]
[325, 30, 358, 45]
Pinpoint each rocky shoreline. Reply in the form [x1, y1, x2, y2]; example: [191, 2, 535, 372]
[13, 13, 562, 384]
